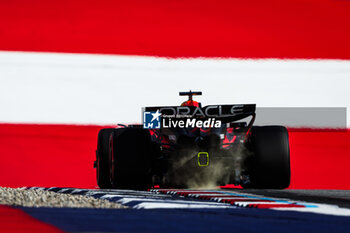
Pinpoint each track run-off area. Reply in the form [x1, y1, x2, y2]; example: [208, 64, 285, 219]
[25, 187, 350, 215]
[1, 187, 349, 233]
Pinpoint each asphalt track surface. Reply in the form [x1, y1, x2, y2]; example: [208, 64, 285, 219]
[11, 187, 350, 233]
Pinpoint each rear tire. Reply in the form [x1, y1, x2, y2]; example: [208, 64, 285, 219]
[110, 128, 154, 190]
[243, 126, 290, 189]
[96, 128, 114, 189]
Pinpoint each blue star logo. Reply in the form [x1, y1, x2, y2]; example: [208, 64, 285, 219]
[143, 110, 161, 129]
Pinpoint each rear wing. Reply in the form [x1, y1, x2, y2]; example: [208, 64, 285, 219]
[144, 104, 256, 123]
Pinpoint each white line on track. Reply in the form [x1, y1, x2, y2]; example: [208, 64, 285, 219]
[133, 202, 236, 209]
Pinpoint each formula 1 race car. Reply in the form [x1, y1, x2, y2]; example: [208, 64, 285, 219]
[94, 91, 290, 189]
